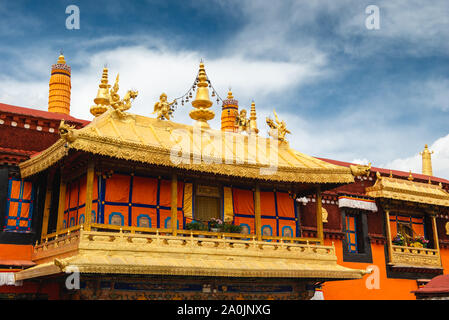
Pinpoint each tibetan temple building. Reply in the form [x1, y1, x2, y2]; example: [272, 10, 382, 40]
[0, 54, 448, 300]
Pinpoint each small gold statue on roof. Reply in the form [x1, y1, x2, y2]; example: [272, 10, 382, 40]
[235, 109, 250, 133]
[153, 93, 175, 120]
[349, 163, 371, 177]
[266, 109, 291, 142]
[109, 74, 138, 113]
[59, 120, 78, 143]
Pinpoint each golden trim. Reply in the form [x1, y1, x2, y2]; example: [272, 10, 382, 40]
[17, 229, 367, 281]
[366, 176, 449, 207]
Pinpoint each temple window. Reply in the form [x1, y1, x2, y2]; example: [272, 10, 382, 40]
[341, 209, 373, 263]
[345, 214, 359, 253]
[3, 178, 34, 232]
[194, 185, 221, 223]
[390, 213, 428, 247]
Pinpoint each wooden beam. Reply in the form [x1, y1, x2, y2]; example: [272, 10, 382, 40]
[384, 209, 393, 263]
[171, 173, 178, 236]
[40, 178, 53, 240]
[56, 174, 66, 233]
[84, 159, 95, 231]
[255, 183, 262, 241]
[316, 186, 324, 244]
[430, 214, 442, 266]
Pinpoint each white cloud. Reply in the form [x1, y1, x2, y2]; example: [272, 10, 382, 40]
[384, 133, 449, 179]
[0, 43, 328, 126]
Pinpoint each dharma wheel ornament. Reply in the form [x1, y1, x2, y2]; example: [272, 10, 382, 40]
[189, 62, 215, 128]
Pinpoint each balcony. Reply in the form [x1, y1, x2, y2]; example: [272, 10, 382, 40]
[389, 245, 441, 269]
[16, 223, 367, 282]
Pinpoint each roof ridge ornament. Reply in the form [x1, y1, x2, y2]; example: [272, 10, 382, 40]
[249, 101, 259, 135]
[266, 109, 291, 142]
[153, 93, 175, 120]
[59, 120, 78, 143]
[90, 68, 138, 118]
[90, 67, 111, 117]
[420, 144, 434, 176]
[349, 163, 371, 177]
[189, 61, 215, 128]
[109, 73, 138, 115]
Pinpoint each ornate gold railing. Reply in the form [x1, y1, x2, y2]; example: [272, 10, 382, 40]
[39, 223, 320, 246]
[31, 227, 338, 270]
[389, 245, 441, 268]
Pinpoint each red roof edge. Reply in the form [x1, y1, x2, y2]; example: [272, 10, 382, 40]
[0, 102, 89, 126]
[317, 157, 449, 185]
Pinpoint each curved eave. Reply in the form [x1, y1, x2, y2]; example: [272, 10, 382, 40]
[19, 136, 354, 184]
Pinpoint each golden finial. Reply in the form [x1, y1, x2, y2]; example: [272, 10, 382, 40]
[249, 101, 259, 134]
[90, 67, 111, 117]
[389, 170, 393, 178]
[420, 144, 434, 176]
[227, 88, 233, 100]
[189, 61, 215, 128]
[428, 176, 432, 184]
[56, 54, 66, 65]
[408, 170, 414, 181]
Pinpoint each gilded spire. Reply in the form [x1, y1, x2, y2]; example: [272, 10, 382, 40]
[90, 67, 111, 117]
[249, 101, 258, 134]
[190, 62, 215, 128]
[48, 54, 71, 115]
[420, 144, 434, 176]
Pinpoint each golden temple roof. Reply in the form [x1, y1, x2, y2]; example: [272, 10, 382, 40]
[366, 175, 449, 207]
[19, 108, 355, 184]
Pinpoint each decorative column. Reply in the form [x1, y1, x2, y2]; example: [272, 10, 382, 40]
[56, 172, 66, 233]
[316, 186, 324, 244]
[171, 173, 178, 236]
[40, 176, 53, 240]
[255, 183, 262, 241]
[84, 159, 95, 231]
[430, 212, 442, 266]
[384, 208, 393, 263]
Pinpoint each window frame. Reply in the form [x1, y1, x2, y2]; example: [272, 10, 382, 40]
[341, 208, 373, 263]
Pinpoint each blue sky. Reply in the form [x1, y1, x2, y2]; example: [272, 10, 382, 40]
[1, 0, 449, 177]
